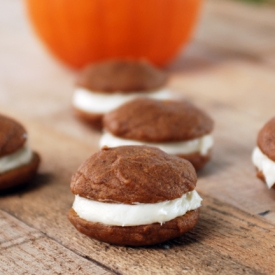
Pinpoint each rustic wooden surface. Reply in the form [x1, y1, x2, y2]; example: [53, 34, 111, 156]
[1, 0, 275, 274]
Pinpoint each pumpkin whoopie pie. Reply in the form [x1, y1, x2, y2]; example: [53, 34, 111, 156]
[100, 98, 214, 170]
[68, 146, 202, 246]
[0, 114, 40, 191]
[252, 117, 275, 189]
[72, 59, 171, 129]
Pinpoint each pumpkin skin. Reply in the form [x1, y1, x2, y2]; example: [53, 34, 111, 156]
[25, 0, 202, 68]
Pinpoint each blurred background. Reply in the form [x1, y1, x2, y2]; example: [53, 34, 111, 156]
[22, 0, 275, 69]
[0, 0, 275, 141]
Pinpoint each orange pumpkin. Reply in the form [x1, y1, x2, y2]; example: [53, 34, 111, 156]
[25, 0, 202, 68]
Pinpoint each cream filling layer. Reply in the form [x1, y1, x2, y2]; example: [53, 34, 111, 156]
[0, 145, 33, 174]
[72, 87, 172, 114]
[252, 146, 275, 188]
[100, 132, 213, 156]
[72, 190, 202, 226]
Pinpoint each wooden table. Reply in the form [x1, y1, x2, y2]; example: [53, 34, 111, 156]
[1, 0, 275, 274]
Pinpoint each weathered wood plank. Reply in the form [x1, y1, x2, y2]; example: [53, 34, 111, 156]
[1, 191, 274, 274]
[0, 210, 113, 275]
[195, 195, 275, 274]
[0, 209, 39, 245]
[0, 117, 274, 274]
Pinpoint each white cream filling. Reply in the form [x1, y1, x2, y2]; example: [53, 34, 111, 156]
[72, 87, 172, 114]
[72, 190, 202, 226]
[252, 146, 275, 188]
[100, 132, 213, 156]
[0, 145, 33, 174]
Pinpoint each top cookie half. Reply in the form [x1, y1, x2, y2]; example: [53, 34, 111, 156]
[71, 146, 197, 204]
[76, 60, 168, 93]
[257, 117, 275, 161]
[103, 98, 214, 142]
[0, 114, 27, 157]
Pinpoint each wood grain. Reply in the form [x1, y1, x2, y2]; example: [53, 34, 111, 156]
[0, 210, 113, 275]
[0, 117, 274, 274]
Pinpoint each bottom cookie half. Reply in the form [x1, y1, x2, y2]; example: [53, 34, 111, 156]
[74, 107, 103, 130]
[256, 168, 275, 189]
[68, 208, 199, 246]
[0, 152, 40, 191]
[177, 152, 211, 171]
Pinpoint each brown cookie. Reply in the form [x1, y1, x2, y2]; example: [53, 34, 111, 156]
[176, 152, 211, 171]
[0, 114, 40, 191]
[257, 117, 275, 161]
[73, 108, 103, 130]
[255, 169, 275, 190]
[71, 146, 197, 204]
[252, 117, 275, 189]
[73, 60, 169, 130]
[68, 146, 201, 246]
[0, 114, 27, 157]
[102, 98, 214, 170]
[0, 152, 40, 191]
[76, 59, 168, 93]
[103, 98, 213, 142]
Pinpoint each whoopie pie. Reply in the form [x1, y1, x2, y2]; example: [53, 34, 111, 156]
[72, 60, 171, 129]
[100, 98, 214, 170]
[0, 114, 40, 191]
[68, 146, 202, 246]
[252, 117, 275, 189]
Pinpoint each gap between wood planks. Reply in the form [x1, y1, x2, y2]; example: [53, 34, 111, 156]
[0, 209, 116, 275]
